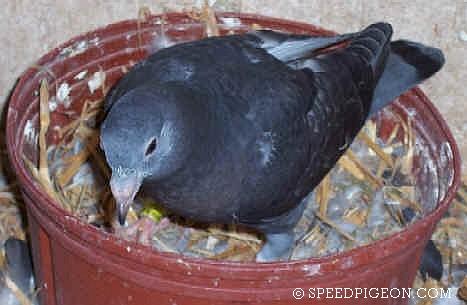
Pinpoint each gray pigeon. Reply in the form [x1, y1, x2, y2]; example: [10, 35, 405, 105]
[100, 23, 444, 261]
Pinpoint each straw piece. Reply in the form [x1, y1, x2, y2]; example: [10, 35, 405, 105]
[56, 148, 90, 187]
[338, 154, 365, 181]
[386, 123, 400, 144]
[315, 213, 357, 242]
[189, 1, 220, 37]
[210, 241, 254, 260]
[402, 117, 414, 177]
[251, 23, 263, 30]
[317, 174, 331, 217]
[343, 207, 368, 227]
[301, 225, 320, 243]
[207, 228, 261, 243]
[202, 0, 220, 37]
[38, 79, 51, 181]
[73, 185, 86, 213]
[83, 134, 110, 179]
[385, 188, 422, 213]
[385, 187, 423, 213]
[342, 149, 384, 188]
[22, 156, 58, 203]
[137, 6, 152, 49]
[357, 132, 394, 167]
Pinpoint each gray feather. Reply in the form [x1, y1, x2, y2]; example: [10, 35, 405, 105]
[370, 40, 445, 114]
[251, 30, 356, 62]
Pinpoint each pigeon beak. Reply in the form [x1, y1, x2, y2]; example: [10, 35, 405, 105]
[110, 173, 143, 226]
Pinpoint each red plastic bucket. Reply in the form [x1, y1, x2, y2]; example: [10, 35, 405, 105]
[6, 13, 461, 305]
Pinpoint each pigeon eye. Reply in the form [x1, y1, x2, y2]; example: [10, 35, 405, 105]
[145, 137, 157, 156]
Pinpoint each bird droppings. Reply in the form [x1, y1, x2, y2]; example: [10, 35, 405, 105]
[48, 97, 58, 112]
[59, 38, 100, 58]
[23, 120, 36, 144]
[176, 258, 192, 270]
[87, 71, 105, 94]
[59, 40, 89, 58]
[302, 264, 321, 277]
[74, 70, 88, 80]
[219, 17, 243, 28]
[56, 83, 72, 109]
[89, 37, 100, 46]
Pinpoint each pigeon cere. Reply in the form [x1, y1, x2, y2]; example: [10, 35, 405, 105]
[1, 3, 466, 305]
[100, 21, 444, 262]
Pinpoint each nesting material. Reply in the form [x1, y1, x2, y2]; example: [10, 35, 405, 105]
[22, 70, 437, 264]
[188, 0, 221, 37]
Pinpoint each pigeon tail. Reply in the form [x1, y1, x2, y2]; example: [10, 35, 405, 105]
[346, 22, 393, 82]
[369, 40, 445, 115]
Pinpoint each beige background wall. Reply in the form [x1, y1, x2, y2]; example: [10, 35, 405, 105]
[1, 0, 466, 171]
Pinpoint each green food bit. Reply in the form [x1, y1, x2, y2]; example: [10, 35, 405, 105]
[140, 198, 165, 222]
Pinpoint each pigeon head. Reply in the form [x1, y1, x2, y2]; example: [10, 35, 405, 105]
[100, 84, 196, 225]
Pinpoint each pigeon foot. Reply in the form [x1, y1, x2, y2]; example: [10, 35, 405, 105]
[255, 232, 294, 262]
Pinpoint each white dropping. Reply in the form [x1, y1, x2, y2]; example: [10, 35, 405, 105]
[220, 17, 242, 28]
[48, 97, 58, 112]
[88, 71, 105, 94]
[57, 83, 71, 102]
[23, 120, 37, 144]
[302, 264, 321, 277]
[206, 236, 219, 251]
[74, 70, 88, 80]
[60, 40, 88, 57]
[89, 37, 100, 46]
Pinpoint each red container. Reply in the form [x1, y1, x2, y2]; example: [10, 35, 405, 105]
[6, 13, 461, 305]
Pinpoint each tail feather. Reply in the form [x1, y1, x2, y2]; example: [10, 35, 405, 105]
[370, 40, 445, 115]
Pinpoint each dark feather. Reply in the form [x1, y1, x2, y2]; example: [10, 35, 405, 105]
[370, 40, 445, 114]
[101, 22, 444, 260]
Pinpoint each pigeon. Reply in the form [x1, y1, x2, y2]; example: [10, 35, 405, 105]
[100, 22, 444, 261]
